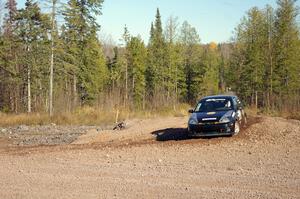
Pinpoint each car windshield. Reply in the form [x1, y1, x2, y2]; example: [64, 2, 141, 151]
[194, 98, 233, 112]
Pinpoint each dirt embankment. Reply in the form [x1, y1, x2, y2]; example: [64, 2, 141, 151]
[0, 115, 299, 198]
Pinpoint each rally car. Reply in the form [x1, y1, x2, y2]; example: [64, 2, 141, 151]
[187, 95, 246, 137]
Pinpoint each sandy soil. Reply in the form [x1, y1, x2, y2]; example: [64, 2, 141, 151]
[0, 115, 299, 199]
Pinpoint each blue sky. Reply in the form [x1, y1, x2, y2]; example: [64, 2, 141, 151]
[13, 0, 300, 44]
[100, 0, 280, 44]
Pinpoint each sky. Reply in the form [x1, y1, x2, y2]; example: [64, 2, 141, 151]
[11, 0, 300, 44]
[99, 0, 280, 44]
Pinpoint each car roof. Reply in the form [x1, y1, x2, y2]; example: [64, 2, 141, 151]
[200, 95, 237, 100]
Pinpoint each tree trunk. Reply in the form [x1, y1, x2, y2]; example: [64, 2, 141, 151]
[73, 74, 77, 109]
[125, 62, 128, 107]
[142, 89, 145, 110]
[27, 63, 31, 113]
[268, 12, 273, 110]
[49, 43, 54, 116]
[174, 64, 178, 111]
[49, 0, 56, 116]
[255, 90, 258, 110]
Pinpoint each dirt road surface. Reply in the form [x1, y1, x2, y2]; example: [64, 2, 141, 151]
[0, 116, 299, 198]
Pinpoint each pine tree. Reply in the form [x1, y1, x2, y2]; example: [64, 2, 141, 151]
[63, 0, 106, 104]
[4, 0, 17, 35]
[122, 25, 130, 105]
[228, 7, 267, 107]
[273, 0, 300, 110]
[81, 29, 108, 102]
[127, 36, 147, 109]
[227, 0, 300, 112]
[0, 0, 19, 112]
[201, 43, 221, 96]
[145, 22, 155, 99]
[48, 0, 58, 116]
[146, 8, 167, 106]
[243, 7, 265, 107]
[46, 0, 67, 114]
[179, 21, 203, 103]
[164, 16, 184, 107]
[263, 5, 275, 109]
[108, 47, 120, 93]
[15, 0, 50, 112]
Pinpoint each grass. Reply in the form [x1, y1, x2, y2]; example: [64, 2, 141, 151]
[245, 106, 300, 120]
[274, 110, 300, 120]
[0, 104, 190, 127]
[1, 104, 298, 127]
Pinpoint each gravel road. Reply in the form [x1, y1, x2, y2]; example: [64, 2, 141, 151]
[0, 116, 299, 199]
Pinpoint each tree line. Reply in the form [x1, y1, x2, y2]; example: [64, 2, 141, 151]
[227, 0, 300, 112]
[0, 0, 299, 115]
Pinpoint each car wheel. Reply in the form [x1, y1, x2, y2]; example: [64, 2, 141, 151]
[233, 121, 240, 135]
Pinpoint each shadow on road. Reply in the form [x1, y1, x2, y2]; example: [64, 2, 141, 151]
[151, 128, 190, 141]
[151, 116, 261, 142]
[151, 128, 235, 142]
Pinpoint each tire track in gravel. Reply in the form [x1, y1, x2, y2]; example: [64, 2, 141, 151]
[0, 116, 261, 156]
[0, 116, 299, 199]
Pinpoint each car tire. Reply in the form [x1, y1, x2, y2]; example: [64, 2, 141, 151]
[233, 121, 240, 135]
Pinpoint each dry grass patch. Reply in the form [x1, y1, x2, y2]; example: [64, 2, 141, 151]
[0, 104, 190, 126]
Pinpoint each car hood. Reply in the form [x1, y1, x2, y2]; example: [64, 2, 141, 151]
[193, 110, 234, 122]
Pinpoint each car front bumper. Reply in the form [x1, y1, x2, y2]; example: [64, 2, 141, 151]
[188, 122, 235, 137]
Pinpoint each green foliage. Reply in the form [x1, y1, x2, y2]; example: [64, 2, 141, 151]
[146, 8, 167, 100]
[164, 16, 184, 104]
[15, 0, 51, 111]
[1, 2, 299, 116]
[179, 21, 204, 103]
[228, 0, 300, 111]
[63, 0, 107, 104]
[230, 7, 266, 104]
[107, 47, 122, 90]
[127, 36, 147, 108]
[80, 33, 108, 102]
[273, 0, 300, 95]
[201, 45, 221, 96]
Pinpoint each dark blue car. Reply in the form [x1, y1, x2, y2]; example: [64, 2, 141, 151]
[188, 95, 246, 137]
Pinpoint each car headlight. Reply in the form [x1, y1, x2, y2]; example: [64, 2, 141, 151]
[219, 117, 230, 123]
[189, 118, 198, 125]
[219, 111, 234, 123]
[188, 114, 198, 125]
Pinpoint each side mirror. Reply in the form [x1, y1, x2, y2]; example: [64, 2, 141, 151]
[188, 109, 194, 113]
